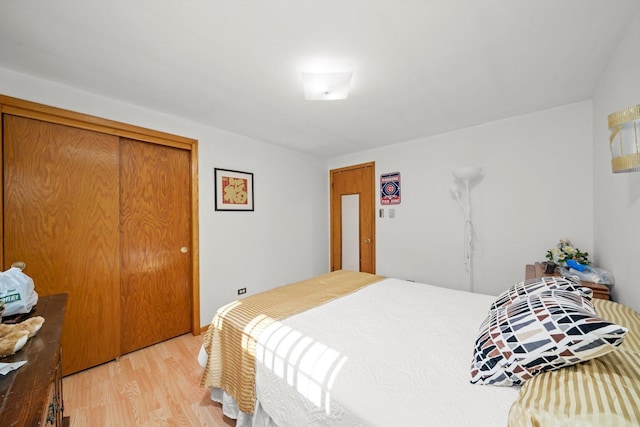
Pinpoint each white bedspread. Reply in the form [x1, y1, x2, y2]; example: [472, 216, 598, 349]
[253, 278, 520, 426]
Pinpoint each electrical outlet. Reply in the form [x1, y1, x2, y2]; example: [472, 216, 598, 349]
[237, 287, 247, 295]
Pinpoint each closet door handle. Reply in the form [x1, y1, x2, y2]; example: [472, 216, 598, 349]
[180, 247, 188, 253]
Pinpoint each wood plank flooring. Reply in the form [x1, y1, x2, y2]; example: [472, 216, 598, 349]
[63, 334, 236, 426]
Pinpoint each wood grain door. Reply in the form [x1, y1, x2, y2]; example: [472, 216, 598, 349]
[330, 162, 376, 273]
[3, 115, 121, 375]
[119, 138, 192, 354]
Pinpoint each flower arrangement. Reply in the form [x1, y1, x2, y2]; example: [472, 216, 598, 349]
[546, 238, 590, 266]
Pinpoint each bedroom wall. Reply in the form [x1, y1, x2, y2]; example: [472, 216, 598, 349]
[0, 67, 330, 327]
[593, 10, 640, 313]
[328, 102, 594, 298]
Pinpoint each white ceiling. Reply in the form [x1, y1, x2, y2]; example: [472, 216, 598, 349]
[1, 1, 638, 158]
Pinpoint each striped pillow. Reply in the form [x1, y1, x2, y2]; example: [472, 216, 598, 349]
[593, 298, 640, 354]
[508, 299, 640, 426]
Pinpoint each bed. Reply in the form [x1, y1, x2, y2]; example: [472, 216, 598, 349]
[199, 270, 640, 426]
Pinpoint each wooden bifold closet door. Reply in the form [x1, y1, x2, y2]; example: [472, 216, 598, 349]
[3, 114, 192, 375]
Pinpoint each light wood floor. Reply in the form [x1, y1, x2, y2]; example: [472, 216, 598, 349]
[63, 333, 236, 427]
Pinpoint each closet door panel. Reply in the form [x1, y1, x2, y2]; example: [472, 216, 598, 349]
[120, 138, 191, 354]
[3, 115, 121, 375]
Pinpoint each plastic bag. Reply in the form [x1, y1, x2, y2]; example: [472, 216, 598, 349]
[558, 265, 615, 286]
[0, 267, 38, 316]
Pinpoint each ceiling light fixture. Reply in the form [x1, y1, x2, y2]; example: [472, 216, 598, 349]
[608, 104, 640, 173]
[301, 71, 353, 101]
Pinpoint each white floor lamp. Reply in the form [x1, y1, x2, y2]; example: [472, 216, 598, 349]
[450, 166, 482, 292]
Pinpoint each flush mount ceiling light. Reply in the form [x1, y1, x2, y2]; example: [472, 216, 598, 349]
[301, 71, 353, 101]
[608, 104, 640, 173]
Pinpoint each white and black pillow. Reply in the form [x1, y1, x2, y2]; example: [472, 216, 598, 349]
[489, 276, 593, 313]
[470, 289, 627, 386]
[479, 276, 594, 331]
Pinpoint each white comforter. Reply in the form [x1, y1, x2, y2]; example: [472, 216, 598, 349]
[252, 278, 520, 426]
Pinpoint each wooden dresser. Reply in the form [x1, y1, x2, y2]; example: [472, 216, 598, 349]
[526, 262, 610, 300]
[0, 293, 69, 426]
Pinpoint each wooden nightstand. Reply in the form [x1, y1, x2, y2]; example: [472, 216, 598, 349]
[0, 293, 69, 426]
[526, 262, 610, 300]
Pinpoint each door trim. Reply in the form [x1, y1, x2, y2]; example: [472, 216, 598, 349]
[0, 95, 201, 336]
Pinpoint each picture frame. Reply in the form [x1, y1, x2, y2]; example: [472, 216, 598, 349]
[214, 168, 254, 211]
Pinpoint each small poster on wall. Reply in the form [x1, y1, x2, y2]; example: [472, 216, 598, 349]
[380, 172, 401, 205]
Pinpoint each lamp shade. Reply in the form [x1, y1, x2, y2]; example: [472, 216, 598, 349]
[452, 166, 482, 182]
[608, 104, 640, 173]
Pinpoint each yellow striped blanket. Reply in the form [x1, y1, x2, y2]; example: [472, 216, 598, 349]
[199, 270, 384, 413]
[509, 298, 640, 426]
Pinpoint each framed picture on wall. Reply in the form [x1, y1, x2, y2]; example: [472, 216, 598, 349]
[214, 168, 254, 211]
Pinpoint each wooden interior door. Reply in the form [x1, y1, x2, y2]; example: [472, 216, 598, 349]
[119, 138, 192, 354]
[330, 162, 376, 273]
[3, 115, 121, 375]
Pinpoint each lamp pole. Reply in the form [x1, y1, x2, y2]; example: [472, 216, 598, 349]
[451, 167, 482, 293]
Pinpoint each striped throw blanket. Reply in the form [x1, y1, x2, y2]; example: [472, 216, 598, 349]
[199, 270, 384, 413]
[509, 298, 640, 426]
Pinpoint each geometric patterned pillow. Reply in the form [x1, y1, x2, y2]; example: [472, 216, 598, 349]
[489, 276, 593, 313]
[480, 276, 594, 331]
[470, 289, 627, 386]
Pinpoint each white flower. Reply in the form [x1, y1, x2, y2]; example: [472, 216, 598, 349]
[546, 238, 590, 266]
[548, 248, 565, 264]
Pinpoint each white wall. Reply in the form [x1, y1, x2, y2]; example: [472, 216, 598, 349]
[329, 102, 594, 297]
[0, 67, 330, 327]
[593, 10, 640, 312]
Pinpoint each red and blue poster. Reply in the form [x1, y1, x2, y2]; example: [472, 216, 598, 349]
[380, 172, 401, 205]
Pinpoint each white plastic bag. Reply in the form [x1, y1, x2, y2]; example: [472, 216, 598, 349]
[0, 267, 38, 316]
[558, 265, 615, 286]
